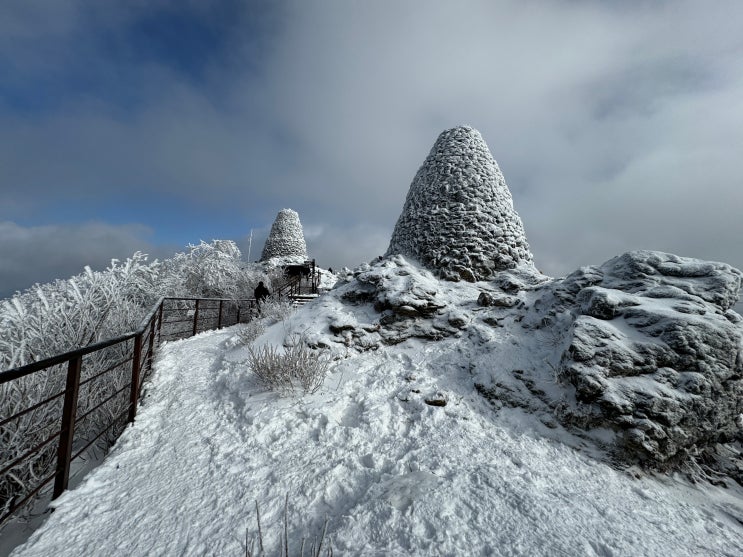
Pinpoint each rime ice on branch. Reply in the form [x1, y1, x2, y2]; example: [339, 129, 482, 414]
[386, 126, 533, 282]
[260, 209, 308, 262]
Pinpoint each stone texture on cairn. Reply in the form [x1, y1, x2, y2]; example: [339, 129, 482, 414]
[386, 126, 534, 282]
[260, 208, 308, 261]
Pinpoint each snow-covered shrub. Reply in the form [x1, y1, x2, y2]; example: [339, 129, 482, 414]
[248, 336, 330, 395]
[0, 253, 160, 521]
[158, 240, 259, 300]
[260, 298, 295, 324]
[0, 253, 158, 370]
[235, 320, 266, 346]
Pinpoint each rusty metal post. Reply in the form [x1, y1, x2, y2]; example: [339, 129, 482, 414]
[217, 300, 223, 329]
[192, 299, 200, 337]
[312, 259, 317, 293]
[128, 333, 143, 423]
[157, 300, 164, 343]
[146, 316, 156, 373]
[54, 355, 82, 498]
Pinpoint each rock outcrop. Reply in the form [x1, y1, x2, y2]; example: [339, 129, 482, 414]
[323, 255, 468, 350]
[260, 209, 308, 262]
[532, 251, 743, 466]
[386, 126, 533, 282]
[305, 123, 743, 478]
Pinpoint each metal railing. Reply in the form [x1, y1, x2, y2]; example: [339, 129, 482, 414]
[0, 296, 257, 527]
[276, 259, 319, 298]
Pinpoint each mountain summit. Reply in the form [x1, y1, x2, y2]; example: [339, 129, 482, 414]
[386, 126, 533, 281]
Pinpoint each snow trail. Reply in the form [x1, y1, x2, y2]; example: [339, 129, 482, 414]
[10, 326, 743, 556]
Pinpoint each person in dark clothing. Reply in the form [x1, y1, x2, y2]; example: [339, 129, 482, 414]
[254, 281, 270, 314]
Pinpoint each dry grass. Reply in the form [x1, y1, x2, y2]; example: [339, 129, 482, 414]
[248, 335, 331, 396]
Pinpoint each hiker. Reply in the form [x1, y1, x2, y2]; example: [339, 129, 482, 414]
[254, 281, 270, 314]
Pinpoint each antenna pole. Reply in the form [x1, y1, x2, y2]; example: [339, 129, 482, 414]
[247, 229, 253, 262]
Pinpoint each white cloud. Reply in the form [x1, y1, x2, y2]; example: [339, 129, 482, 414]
[2, 0, 743, 288]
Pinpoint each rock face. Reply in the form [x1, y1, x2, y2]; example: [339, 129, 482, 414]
[386, 126, 533, 282]
[546, 251, 743, 465]
[260, 209, 308, 262]
[333, 255, 465, 348]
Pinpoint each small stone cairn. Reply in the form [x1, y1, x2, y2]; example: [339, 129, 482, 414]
[260, 208, 308, 262]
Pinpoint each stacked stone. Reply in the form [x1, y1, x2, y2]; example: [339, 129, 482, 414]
[386, 126, 533, 282]
[260, 208, 308, 262]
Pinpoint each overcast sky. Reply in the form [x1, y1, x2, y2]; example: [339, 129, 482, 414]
[2, 0, 742, 298]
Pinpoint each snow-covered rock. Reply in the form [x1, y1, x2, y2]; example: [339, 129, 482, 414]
[322, 255, 470, 349]
[312, 248, 743, 474]
[386, 126, 533, 282]
[524, 251, 743, 467]
[260, 208, 308, 262]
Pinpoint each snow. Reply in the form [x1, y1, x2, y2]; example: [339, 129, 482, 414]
[9, 274, 743, 556]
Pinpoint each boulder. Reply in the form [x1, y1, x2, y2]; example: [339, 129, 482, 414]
[552, 251, 743, 465]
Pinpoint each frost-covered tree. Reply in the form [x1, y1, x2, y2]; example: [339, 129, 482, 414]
[0, 252, 159, 370]
[386, 126, 534, 282]
[159, 240, 258, 300]
[260, 209, 308, 262]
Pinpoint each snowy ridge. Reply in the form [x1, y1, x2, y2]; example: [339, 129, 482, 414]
[260, 208, 308, 262]
[386, 126, 533, 282]
[10, 256, 743, 555]
[7, 125, 743, 554]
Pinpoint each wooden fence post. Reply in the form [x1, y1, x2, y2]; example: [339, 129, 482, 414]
[217, 300, 223, 329]
[53, 355, 82, 499]
[128, 333, 143, 423]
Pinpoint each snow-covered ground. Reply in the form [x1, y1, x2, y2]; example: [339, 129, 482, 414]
[9, 293, 743, 555]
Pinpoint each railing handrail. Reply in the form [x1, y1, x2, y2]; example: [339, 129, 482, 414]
[161, 296, 256, 303]
[0, 333, 139, 383]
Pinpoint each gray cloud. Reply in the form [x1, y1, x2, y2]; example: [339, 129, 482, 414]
[0, 221, 174, 298]
[2, 0, 743, 302]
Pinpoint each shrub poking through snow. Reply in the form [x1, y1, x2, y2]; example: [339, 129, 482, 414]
[245, 496, 331, 557]
[235, 320, 267, 346]
[248, 335, 330, 395]
[260, 298, 295, 324]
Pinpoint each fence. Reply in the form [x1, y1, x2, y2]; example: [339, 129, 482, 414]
[0, 296, 256, 528]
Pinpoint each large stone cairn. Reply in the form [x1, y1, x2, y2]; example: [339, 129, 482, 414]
[386, 126, 533, 282]
[260, 208, 308, 262]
